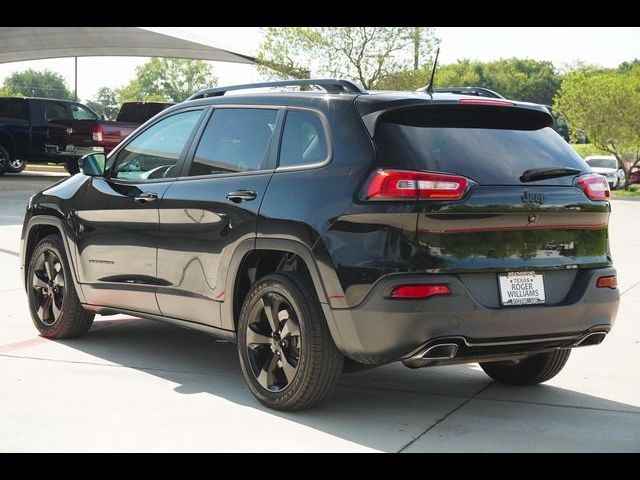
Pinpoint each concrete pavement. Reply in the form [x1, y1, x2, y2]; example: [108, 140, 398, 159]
[0, 173, 638, 452]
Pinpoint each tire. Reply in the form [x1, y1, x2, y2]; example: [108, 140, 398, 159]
[237, 272, 343, 411]
[0, 145, 8, 177]
[27, 234, 94, 338]
[480, 349, 571, 385]
[65, 159, 80, 175]
[7, 157, 26, 173]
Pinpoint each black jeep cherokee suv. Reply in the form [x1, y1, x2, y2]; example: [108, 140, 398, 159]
[21, 79, 619, 410]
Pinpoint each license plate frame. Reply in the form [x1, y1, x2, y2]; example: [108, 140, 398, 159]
[498, 271, 546, 306]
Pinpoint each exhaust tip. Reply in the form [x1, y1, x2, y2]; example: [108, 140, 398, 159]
[574, 332, 607, 347]
[423, 343, 458, 360]
[402, 342, 459, 369]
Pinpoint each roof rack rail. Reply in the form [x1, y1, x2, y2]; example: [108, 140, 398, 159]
[431, 87, 504, 99]
[187, 79, 367, 100]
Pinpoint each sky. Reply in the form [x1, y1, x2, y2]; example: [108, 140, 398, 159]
[0, 27, 638, 102]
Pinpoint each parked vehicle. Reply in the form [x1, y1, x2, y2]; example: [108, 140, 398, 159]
[626, 164, 640, 185]
[47, 101, 174, 173]
[0, 96, 103, 175]
[584, 155, 626, 189]
[21, 79, 619, 411]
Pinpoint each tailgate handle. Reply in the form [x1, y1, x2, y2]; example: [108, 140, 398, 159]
[134, 192, 158, 203]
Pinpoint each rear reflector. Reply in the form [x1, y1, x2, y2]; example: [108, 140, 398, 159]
[390, 284, 451, 299]
[365, 170, 470, 200]
[458, 98, 515, 107]
[577, 173, 610, 201]
[596, 276, 617, 289]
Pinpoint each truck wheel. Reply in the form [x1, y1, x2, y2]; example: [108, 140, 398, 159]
[480, 349, 571, 385]
[0, 145, 8, 176]
[27, 234, 94, 338]
[7, 157, 26, 173]
[65, 159, 80, 175]
[237, 272, 343, 411]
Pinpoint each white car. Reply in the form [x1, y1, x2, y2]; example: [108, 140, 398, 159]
[584, 155, 626, 189]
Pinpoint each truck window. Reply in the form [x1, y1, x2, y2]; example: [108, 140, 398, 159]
[70, 104, 99, 120]
[0, 98, 27, 119]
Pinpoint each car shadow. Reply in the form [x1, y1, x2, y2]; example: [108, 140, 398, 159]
[52, 316, 639, 452]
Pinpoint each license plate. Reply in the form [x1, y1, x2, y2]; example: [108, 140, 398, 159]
[498, 271, 545, 306]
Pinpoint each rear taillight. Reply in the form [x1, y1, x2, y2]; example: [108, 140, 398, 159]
[92, 125, 103, 142]
[596, 275, 617, 289]
[577, 173, 610, 201]
[390, 284, 451, 299]
[365, 170, 470, 200]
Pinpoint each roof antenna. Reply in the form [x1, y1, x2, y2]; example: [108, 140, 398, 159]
[417, 47, 440, 95]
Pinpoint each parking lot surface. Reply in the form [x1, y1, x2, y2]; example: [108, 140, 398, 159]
[1, 172, 639, 452]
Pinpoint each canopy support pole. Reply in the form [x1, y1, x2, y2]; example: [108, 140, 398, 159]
[74, 56, 78, 101]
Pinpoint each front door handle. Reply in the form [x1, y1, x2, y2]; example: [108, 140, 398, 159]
[226, 189, 257, 203]
[134, 192, 159, 203]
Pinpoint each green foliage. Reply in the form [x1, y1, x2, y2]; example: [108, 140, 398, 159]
[376, 58, 561, 104]
[555, 68, 640, 187]
[257, 27, 438, 89]
[2, 69, 72, 99]
[571, 143, 609, 159]
[86, 87, 120, 120]
[118, 58, 217, 103]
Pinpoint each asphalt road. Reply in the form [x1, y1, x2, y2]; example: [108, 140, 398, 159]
[1, 172, 639, 452]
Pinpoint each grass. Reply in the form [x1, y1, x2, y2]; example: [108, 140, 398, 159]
[612, 184, 640, 197]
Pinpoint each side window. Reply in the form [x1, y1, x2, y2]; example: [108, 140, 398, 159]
[278, 110, 329, 168]
[70, 104, 98, 120]
[0, 98, 27, 119]
[44, 102, 70, 121]
[188, 108, 277, 176]
[112, 110, 203, 181]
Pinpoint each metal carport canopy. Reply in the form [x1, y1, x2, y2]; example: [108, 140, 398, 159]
[0, 27, 255, 64]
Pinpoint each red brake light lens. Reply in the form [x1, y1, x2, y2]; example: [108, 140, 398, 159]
[596, 276, 617, 289]
[577, 173, 610, 201]
[390, 284, 451, 299]
[365, 170, 470, 200]
[92, 125, 103, 142]
[458, 99, 515, 107]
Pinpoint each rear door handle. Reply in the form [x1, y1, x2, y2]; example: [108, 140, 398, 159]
[226, 189, 257, 203]
[134, 192, 159, 203]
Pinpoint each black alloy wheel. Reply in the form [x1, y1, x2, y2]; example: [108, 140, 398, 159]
[237, 272, 343, 410]
[31, 249, 66, 326]
[245, 291, 301, 392]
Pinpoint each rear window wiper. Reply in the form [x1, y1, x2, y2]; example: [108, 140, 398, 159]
[520, 167, 582, 183]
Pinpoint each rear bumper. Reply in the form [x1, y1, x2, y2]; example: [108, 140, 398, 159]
[329, 266, 619, 364]
[43, 144, 104, 158]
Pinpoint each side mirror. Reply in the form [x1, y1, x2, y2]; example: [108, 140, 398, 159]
[78, 153, 107, 177]
[101, 114, 106, 121]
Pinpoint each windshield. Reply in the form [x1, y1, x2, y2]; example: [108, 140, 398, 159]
[586, 158, 617, 169]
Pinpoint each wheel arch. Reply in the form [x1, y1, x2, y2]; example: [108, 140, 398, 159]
[221, 238, 346, 352]
[0, 129, 16, 154]
[22, 215, 86, 303]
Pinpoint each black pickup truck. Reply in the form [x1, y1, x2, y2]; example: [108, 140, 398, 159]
[0, 96, 105, 175]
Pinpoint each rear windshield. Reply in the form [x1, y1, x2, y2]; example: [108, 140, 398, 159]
[374, 105, 588, 185]
[117, 103, 172, 123]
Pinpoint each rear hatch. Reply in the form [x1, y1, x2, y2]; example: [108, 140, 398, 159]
[369, 101, 611, 307]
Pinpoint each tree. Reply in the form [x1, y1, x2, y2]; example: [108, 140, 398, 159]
[2, 69, 72, 99]
[555, 69, 640, 188]
[118, 58, 217, 103]
[86, 87, 119, 120]
[376, 58, 561, 104]
[256, 27, 438, 89]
